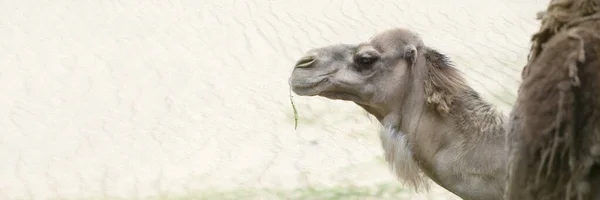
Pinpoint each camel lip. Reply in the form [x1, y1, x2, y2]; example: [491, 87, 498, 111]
[290, 78, 326, 88]
[289, 78, 329, 96]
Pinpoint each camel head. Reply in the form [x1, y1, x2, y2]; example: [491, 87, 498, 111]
[289, 28, 467, 120]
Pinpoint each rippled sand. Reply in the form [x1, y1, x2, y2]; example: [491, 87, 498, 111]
[0, 0, 549, 199]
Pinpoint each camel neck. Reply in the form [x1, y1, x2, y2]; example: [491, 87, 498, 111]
[377, 87, 505, 141]
[447, 88, 506, 140]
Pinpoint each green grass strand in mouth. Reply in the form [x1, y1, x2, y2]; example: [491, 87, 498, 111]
[289, 87, 299, 129]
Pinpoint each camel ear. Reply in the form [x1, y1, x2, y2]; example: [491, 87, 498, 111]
[403, 45, 418, 66]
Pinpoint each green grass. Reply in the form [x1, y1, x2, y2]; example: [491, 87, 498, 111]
[51, 183, 408, 200]
[166, 183, 406, 200]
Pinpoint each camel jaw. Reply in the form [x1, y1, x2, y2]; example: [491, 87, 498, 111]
[318, 91, 363, 102]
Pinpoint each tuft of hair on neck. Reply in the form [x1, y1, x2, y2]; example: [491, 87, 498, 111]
[421, 47, 469, 114]
[379, 125, 431, 192]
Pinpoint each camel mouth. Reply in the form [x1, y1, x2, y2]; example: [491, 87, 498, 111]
[289, 78, 331, 96]
[290, 77, 363, 102]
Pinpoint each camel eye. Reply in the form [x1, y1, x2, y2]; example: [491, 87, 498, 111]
[355, 55, 377, 65]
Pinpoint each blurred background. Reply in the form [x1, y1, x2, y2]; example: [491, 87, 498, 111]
[1, 0, 549, 199]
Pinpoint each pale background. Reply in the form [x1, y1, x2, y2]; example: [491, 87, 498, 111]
[1, 0, 549, 199]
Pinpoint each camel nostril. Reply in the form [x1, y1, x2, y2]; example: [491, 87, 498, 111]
[295, 56, 316, 68]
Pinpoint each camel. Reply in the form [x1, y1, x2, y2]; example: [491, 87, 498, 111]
[504, 0, 600, 199]
[288, 28, 508, 200]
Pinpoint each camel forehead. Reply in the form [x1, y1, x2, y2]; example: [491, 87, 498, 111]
[370, 28, 424, 52]
[309, 28, 424, 57]
[312, 44, 357, 59]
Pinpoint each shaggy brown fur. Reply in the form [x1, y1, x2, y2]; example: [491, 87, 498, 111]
[505, 0, 600, 199]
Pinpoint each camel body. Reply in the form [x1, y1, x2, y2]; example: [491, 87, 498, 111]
[505, 5, 600, 200]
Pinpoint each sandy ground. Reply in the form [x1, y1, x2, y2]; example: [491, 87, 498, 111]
[0, 0, 550, 199]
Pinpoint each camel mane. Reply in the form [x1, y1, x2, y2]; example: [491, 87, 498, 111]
[422, 47, 470, 114]
[423, 48, 505, 140]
